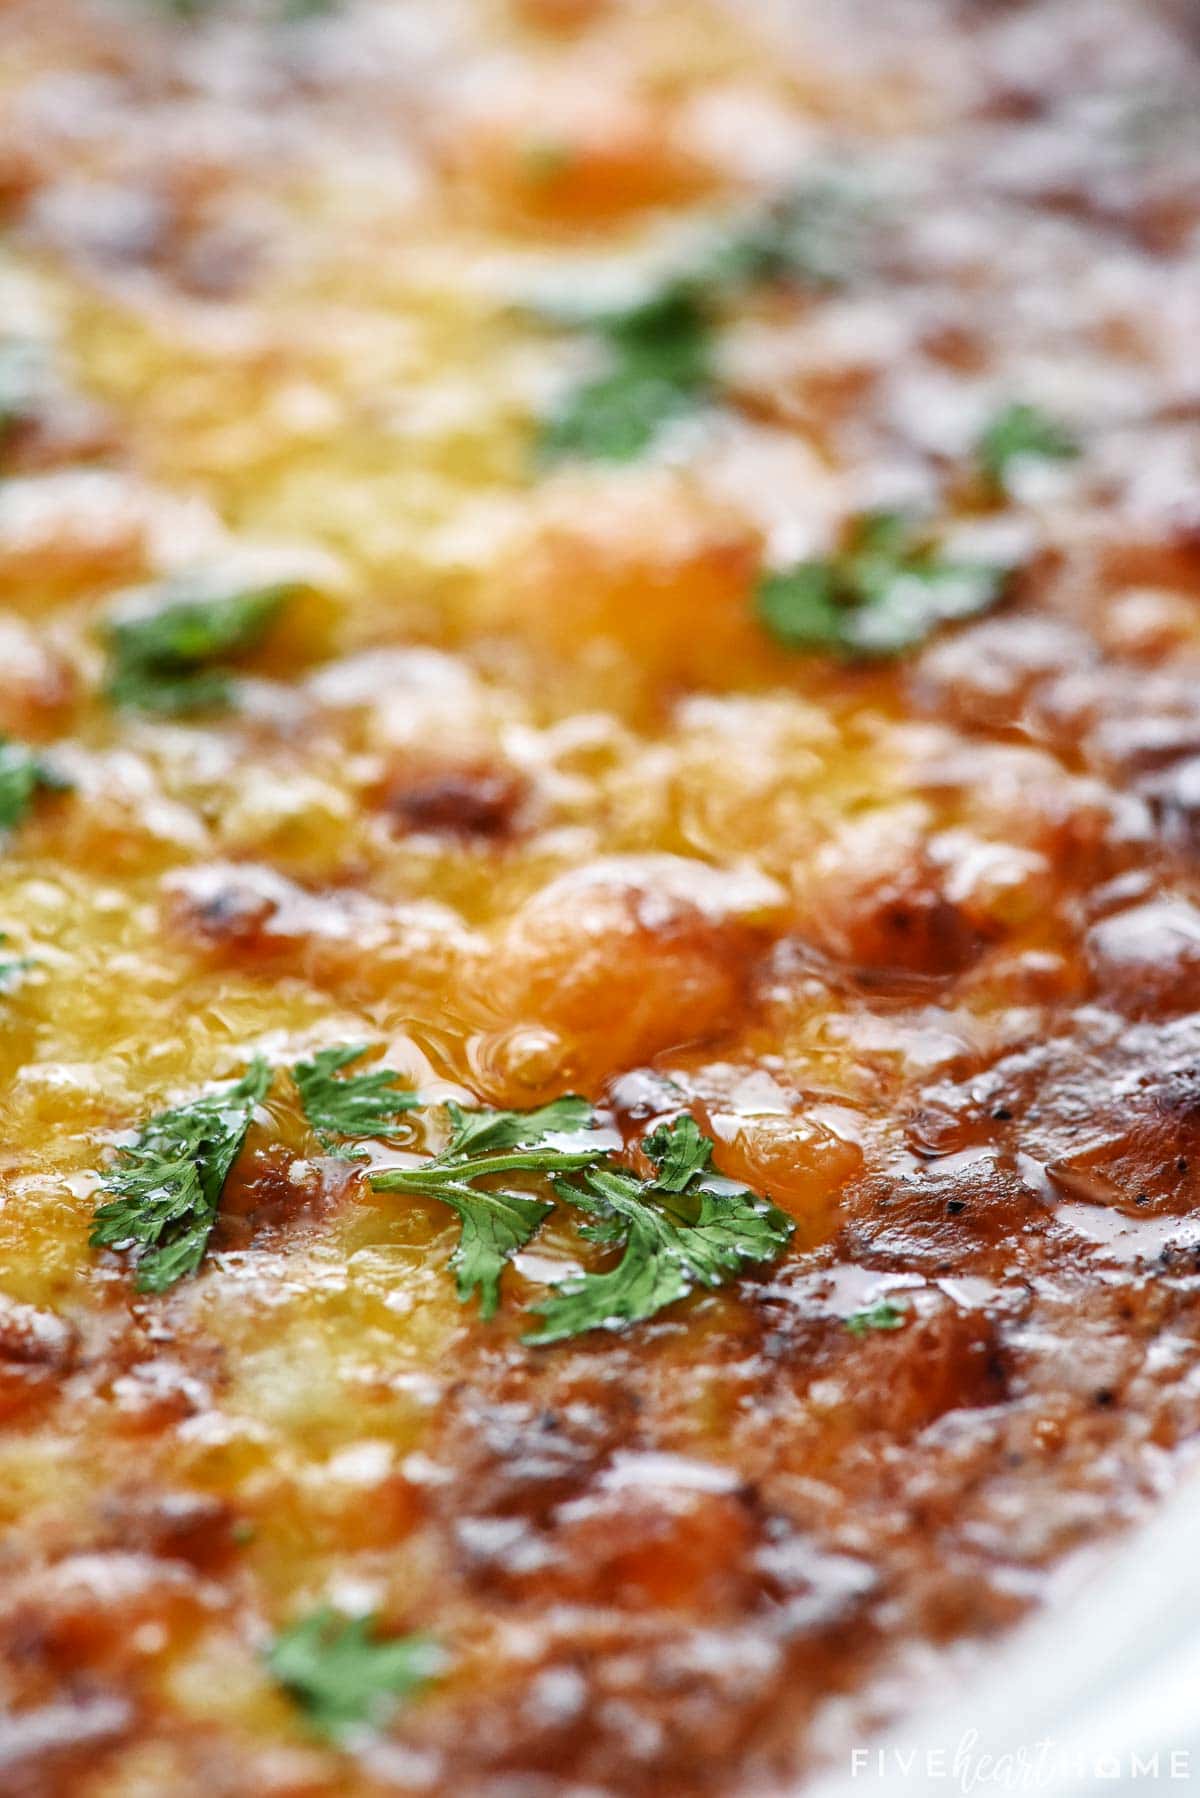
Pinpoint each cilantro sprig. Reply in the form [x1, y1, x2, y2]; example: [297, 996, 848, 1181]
[88, 1059, 795, 1340]
[538, 286, 714, 465]
[435, 1094, 595, 1158]
[756, 509, 1009, 659]
[269, 1608, 445, 1741]
[102, 573, 293, 715]
[526, 1115, 793, 1344]
[90, 1058, 271, 1292]
[0, 736, 71, 833]
[537, 181, 866, 464]
[292, 1043, 419, 1151]
[701, 180, 868, 293]
[370, 1096, 602, 1319]
[977, 402, 1080, 496]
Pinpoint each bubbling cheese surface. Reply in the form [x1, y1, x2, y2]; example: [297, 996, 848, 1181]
[0, 0, 1199, 1791]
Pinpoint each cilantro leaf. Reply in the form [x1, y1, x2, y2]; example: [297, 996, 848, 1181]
[0, 736, 70, 833]
[442, 1093, 595, 1158]
[845, 1297, 909, 1335]
[640, 1112, 713, 1191]
[371, 1096, 602, 1318]
[292, 1044, 418, 1149]
[702, 179, 868, 291]
[269, 1607, 445, 1741]
[757, 509, 1008, 660]
[102, 573, 293, 715]
[419, 1178, 558, 1318]
[978, 402, 1080, 495]
[90, 1058, 272, 1291]
[526, 1116, 793, 1344]
[537, 288, 713, 465]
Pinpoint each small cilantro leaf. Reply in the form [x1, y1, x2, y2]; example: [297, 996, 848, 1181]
[103, 573, 293, 715]
[978, 402, 1080, 495]
[845, 1297, 909, 1335]
[535, 180, 868, 465]
[538, 289, 713, 465]
[0, 736, 71, 833]
[269, 1607, 445, 1741]
[757, 510, 1008, 660]
[526, 1122, 793, 1345]
[537, 359, 707, 464]
[291, 1044, 418, 1148]
[704, 179, 869, 291]
[442, 1093, 595, 1159]
[641, 1113, 713, 1191]
[90, 1058, 271, 1291]
[371, 1096, 601, 1318]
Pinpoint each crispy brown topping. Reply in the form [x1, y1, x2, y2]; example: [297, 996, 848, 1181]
[380, 763, 528, 840]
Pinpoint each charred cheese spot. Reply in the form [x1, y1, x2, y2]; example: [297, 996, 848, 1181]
[98, 1490, 237, 1572]
[377, 761, 530, 842]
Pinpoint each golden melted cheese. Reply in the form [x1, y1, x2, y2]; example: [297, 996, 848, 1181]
[0, 0, 1199, 1791]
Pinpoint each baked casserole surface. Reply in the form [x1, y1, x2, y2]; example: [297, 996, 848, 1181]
[0, 0, 1198, 1791]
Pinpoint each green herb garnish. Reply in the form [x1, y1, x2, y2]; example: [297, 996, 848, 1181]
[102, 574, 292, 715]
[0, 736, 70, 833]
[756, 509, 1008, 659]
[269, 1608, 445, 1741]
[370, 1096, 602, 1319]
[525, 1114, 793, 1344]
[703, 180, 868, 292]
[845, 1297, 909, 1335]
[437, 1094, 595, 1159]
[538, 286, 714, 465]
[638, 1112, 713, 1189]
[292, 1044, 418, 1151]
[977, 402, 1080, 495]
[90, 1058, 271, 1291]
[537, 181, 866, 464]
